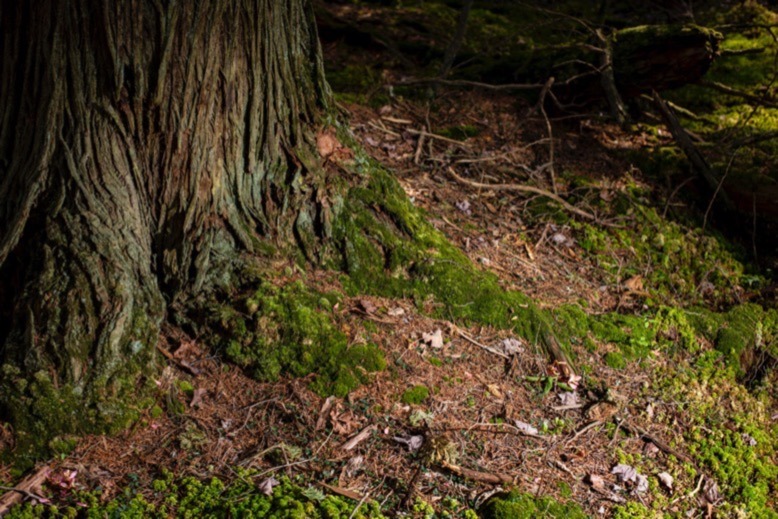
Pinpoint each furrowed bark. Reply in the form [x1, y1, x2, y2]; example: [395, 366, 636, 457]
[0, 0, 330, 447]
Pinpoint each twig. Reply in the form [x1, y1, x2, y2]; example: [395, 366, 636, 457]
[439, 460, 513, 484]
[0, 466, 51, 513]
[536, 77, 558, 193]
[448, 167, 599, 222]
[341, 425, 376, 451]
[405, 128, 470, 148]
[348, 487, 373, 519]
[669, 474, 705, 506]
[699, 79, 778, 108]
[702, 147, 741, 234]
[618, 420, 694, 465]
[451, 325, 510, 360]
[566, 420, 602, 446]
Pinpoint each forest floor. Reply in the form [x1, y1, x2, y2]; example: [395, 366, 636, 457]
[1, 1, 778, 518]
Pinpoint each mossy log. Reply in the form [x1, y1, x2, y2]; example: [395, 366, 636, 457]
[471, 24, 722, 104]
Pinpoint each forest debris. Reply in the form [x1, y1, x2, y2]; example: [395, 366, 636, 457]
[657, 472, 674, 492]
[393, 435, 424, 452]
[439, 460, 513, 484]
[341, 425, 376, 451]
[0, 466, 52, 513]
[513, 420, 539, 436]
[318, 482, 364, 501]
[258, 477, 280, 496]
[315, 396, 337, 431]
[422, 329, 444, 349]
[448, 167, 599, 223]
[189, 388, 207, 408]
[585, 474, 626, 504]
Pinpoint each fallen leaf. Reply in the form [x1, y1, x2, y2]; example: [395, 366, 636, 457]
[624, 275, 644, 292]
[317, 132, 339, 159]
[657, 472, 674, 491]
[258, 477, 280, 496]
[500, 337, 523, 355]
[422, 329, 444, 349]
[513, 420, 539, 436]
[455, 200, 472, 215]
[612, 464, 639, 484]
[586, 474, 606, 491]
[393, 435, 424, 452]
[558, 391, 579, 406]
[189, 388, 207, 408]
[387, 307, 405, 317]
[586, 401, 618, 421]
[742, 433, 757, 446]
[634, 474, 649, 494]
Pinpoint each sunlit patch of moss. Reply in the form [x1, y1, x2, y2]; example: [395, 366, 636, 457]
[479, 489, 588, 519]
[653, 350, 778, 516]
[3, 473, 386, 518]
[572, 203, 749, 307]
[208, 280, 385, 397]
[604, 351, 627, 369]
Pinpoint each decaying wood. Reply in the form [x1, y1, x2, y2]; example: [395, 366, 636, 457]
[0, 466, 51, 514]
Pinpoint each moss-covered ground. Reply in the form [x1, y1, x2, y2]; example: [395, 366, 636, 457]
[2, 1, 778, 517]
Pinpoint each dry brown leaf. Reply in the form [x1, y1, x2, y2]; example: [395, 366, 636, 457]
[624, 275, 644, 292]
[586, 401, 618, 421]
[317, 131, 339, 159]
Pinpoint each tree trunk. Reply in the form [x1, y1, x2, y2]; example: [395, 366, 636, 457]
[0, 0, 330, 447]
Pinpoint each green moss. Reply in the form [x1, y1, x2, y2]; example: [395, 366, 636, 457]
[604, 351, 627, 369]
[401, 385, 430, 405]
[175, 380, 195, 396]
[208, 280, 385, 397]
[653, 346, 778, 517]
[479, 490, 588, 519]
[330, 162, 571, 363]
[572, 202, 749, 307]
[611, 502, 655, 519]
[0, 365, 150, 469]
[3, 474, 386, 518]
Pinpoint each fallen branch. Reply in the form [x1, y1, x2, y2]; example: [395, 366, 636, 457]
[617, 419, 694, 465]
[0, 466, 51, 513]
[439, 460, 513, 484]
[700, 79, 778, 108]
[652, 91, 728, 207]
[447, 167, 599, 222]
